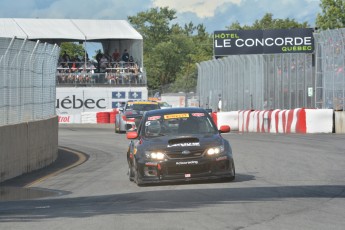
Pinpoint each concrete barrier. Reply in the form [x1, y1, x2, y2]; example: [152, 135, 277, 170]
[305, 109, 333, 133]
[215, 111, 239, 131]
[0, 117, 58, 183]
[236, 108, 335, 134]
[334, 111, 345, 133]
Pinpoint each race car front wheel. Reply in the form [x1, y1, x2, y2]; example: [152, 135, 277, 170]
[128, 162, 134, 181]
[134, 161, 144, 186]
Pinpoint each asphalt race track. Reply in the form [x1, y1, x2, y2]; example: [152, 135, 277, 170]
[1, 124, 345, 230]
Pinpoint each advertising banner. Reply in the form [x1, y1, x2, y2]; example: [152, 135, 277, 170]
[214, 28, 314, 56]
[56, 87, 148, 117]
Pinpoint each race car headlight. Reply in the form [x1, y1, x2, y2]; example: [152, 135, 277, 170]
[207, 145, 225, 156]
[145, 151, 165, 160]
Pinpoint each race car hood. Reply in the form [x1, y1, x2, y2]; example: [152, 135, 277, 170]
[142, 134, 224, 151]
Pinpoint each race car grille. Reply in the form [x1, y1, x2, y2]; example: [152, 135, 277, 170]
[166, 164, 210, 175]
[165, 149, 204, 159]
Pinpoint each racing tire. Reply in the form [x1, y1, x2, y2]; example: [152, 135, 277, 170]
[128, 162, 134, 181]
[115, 122, 119, 133]
[134, 162, 144, 186]
[222, 160, 235, 182]
[228, 160, 236, 181]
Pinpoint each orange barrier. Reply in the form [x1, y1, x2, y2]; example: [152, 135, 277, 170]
[211, 112, 218, 127]
[109, 110, 118, 124]
[96, 112, 110, 123]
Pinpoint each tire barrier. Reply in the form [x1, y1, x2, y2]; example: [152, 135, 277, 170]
[96, 112, 110, 123]
[109, 109, 119, 124]
[76, 109, 120, 124]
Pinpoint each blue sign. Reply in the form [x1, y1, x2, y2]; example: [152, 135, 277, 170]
[128, 91, 142, 99]
[112, 101, 125, 108]
[112, 91, 126, 99]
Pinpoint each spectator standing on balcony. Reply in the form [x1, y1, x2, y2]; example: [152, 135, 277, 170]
[100, 55, 108, 73]
[62, 51, 71, 68]
[96, 50, 103, 73]
[122, 49, 129, 63]
[62, 51, 70, 62]
[112, 49, 120, 62]
[74, 55, 81, 68]
[128, 55, 134, 66]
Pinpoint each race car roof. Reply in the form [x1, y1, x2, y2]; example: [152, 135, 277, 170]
[0, 18, 143, 41]
[128, 101, 159, 105]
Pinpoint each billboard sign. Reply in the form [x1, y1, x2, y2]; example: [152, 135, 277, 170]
[56, 87, 148, 116]
[214, 28, 314, 56]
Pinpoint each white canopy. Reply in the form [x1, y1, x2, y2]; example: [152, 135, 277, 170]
[0, 18, 142, 41]
[0, 18, 144, 66]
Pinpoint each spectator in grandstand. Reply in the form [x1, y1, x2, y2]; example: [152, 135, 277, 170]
[104, 51, 112, 62]
[61, 51, 72, 68]
[96, 50, 103, 73]
[100, 55, 108, 73]
[62, 51, 70, 62]
[112, 49, 120, 62]
[74, 55, 81, 68]
[122, 49, 130, 62]
[128, 55, 134, 66]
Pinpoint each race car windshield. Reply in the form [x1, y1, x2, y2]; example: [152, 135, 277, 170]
[144, 113, 218, 137]
[133, 104, 159, 111]
[127, 103, 159, 111]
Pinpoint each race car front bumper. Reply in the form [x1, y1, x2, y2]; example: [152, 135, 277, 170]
[136, 155, 235, 184]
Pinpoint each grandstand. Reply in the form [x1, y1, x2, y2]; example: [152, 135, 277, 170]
[0, 18, 148, 123]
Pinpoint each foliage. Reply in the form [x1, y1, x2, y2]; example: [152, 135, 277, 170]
[59, 42, 86, 59]
[128, 7, 177, 53]
[128, 8, 322, 94]
[128, 7, 213, 93]
[316, 0, 345, 30]
[227, 13, 309, 30]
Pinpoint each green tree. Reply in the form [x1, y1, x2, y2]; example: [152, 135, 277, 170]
[316, 0, 345, 30]
[128, 7, 213, 93]
[60, 42, 86, 60]
[128, 7, 177, 53]
[227, 13, 309, 30]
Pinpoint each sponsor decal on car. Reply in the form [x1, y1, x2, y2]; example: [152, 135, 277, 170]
[192, 113, 205, 117]
[164, 113, 189, 119]
[216, 156, 228, 161]
[176, 161, 198, 165]
[148, 116, 161, 121]
[145, 162, 158, 166]
[167, 143, 200, 147]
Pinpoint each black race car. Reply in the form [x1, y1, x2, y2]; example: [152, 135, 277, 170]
[126, 107, 235, 186]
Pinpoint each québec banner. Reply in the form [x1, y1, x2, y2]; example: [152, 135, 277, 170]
[214, 28, 314, 56]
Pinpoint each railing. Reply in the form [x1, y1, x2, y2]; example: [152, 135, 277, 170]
[56, 61, 147, 87]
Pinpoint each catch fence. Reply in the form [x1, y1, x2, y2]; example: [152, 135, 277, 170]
[0, 37, 60, 126]
[197, 28, 345, 112]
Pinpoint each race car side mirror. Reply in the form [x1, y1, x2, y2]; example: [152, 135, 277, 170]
[126, 131, 138, 139]
[219, 125, 231, 133]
